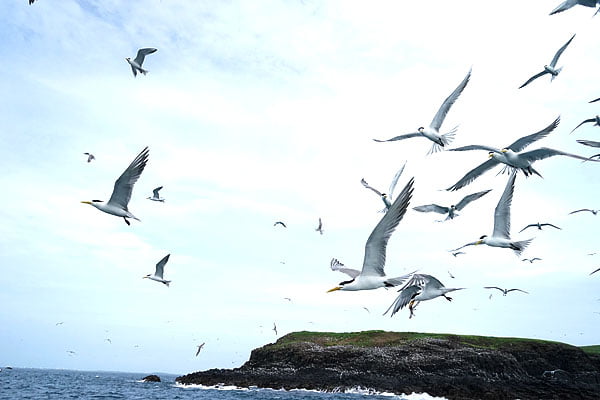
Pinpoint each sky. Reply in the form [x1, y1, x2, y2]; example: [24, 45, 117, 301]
[1, 0, 600, 375]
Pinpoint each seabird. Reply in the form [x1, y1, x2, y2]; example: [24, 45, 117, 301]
[315, 217, 323, 235]
[522, 257, 542, 263]
[373, 69, 472, 154]
[81, 147, 149, 225]
[327, 178, 416, 292]
[273, 323, 278, 336]
[413, 189, 491, 221]
[29, 0, 36, 4]
[361, 162, 406, 211]
[519, 34, 575, 89]
[147, 186, 165, 202]
[519, 222, 561, 233]
[105, 338, 112, 344]
[484, 286, 529, 296]
[446, 117, 597, 191]
[569, 208, 599, 215]
[274, 221, 287, 228]
[55, 322, 64, 326]
[550, 0, 599, 15]
[384, 273, 464, 318]
[195, 342, 205, 356]
[590, 267, 600, 275]
[126, 48, 157, 77]
[570, 116, 600, 134]
[143, 254, 171, 286]
[448, 270, 455, 279]
[450, 172, 533, 256]
[84, 152, 95, 163]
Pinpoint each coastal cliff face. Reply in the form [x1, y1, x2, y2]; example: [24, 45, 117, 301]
[176, 331, 600, 400]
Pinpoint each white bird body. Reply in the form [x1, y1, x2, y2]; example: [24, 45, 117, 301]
[519, 35, 575, 89]
[147, 186, 165, 202]
[87, 201, 141, 220]
[144, 254, 171, 286]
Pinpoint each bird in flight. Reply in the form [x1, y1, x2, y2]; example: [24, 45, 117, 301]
[81, 147, 149, 225]
[571, 116, 600, 134]
[84, 152, 95, 163]
[569, 209, 599, 215]
[412, 189, 491, 221]
[195, 343, 205, 357]
[315, 217, 323, 235]
[450, 173, 533, 256]
[549, 0, 600, 15]
[327, 178, 416, 292]
[273, 323, 278, 336]
[147, 186, 165, 202]
[143, 254, 171, 286]
[522, 257, 542, 263]
[274, 221, 287, 228]
[126, 48, 158, 77]
[373, 69, 471, 155]
[361, 162, 406, 212]
[384, 273, 464, 319]
[519, 222, 561, 233]
[519, 34, 575, 88]
[484, 286, 529, 296]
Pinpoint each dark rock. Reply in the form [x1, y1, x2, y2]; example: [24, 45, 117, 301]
[142, 374, 161, 382]
[176, 331, 600, 400]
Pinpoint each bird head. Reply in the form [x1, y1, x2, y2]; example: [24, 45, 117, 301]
[143, 274, 151, 279]
[81, 200, 103, 208]
[488, 151, 494, 159]
[500, 148, 508, 153]
[327, 278, 355, 293]
[418, 127, 425, 132]
[476, 235, 487, 245]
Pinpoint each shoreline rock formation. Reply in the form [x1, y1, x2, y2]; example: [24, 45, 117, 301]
[176, 330, 600, 399]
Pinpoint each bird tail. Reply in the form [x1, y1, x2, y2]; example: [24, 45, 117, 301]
[550, 68, 562, 81]
[427, 127, 457, 155]
[511, 238, 534, 256]
[140, 68, 149, 75]
[163, 280, 171, 287]
[385, 270, 417, 287]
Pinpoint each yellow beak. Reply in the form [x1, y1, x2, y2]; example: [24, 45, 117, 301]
[475, 240, 483, 245]
[81, 201, 92, 205]
[327, 286, 342, 293]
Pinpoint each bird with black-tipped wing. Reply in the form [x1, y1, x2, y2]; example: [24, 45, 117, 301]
[519, 34, 575, 89]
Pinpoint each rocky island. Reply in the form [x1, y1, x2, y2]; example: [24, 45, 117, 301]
[176, 331, 600, 399]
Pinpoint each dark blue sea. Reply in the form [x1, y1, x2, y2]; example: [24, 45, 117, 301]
[0, 368, 443, 400]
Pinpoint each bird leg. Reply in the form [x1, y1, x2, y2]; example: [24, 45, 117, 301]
[123, 217, 130, 226]
[443, 295, 453, 302]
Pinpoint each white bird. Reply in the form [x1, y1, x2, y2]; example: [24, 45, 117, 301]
[361, 162, 406, 212]
[550, 0, 599, 15]
[143, 254, 171, 286]
[519, 34, 575, 89]
[446, 117, 597, 191]
[327, 178, 416, 292]
[373, 69, 471, 154]
[570, 116, 600, 134]
[484, 286, 529, 296]
[519, 222, 561, 233]
[195, 342, 205, 357]
[81, 147, 149, 225]
[315, 217, 323, 235]
[569, 208, 599, 215]
[522, 257, 542, 263]
[147, 186, 165, 202]
[83, 152, 95, 163]
[384, 274, 464, 318]
[412, 189, 491, 221]
[450, 172, 533, 256]
[126, 48, 158, 77]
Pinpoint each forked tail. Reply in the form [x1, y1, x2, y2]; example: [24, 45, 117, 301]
[163, 280, 171, 287]
[511, 238, 534, 256]
[550, 67, 562, 81]
[427, 126, 457, 155]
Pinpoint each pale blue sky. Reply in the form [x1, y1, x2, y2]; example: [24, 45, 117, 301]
[1, 0, 600, 375]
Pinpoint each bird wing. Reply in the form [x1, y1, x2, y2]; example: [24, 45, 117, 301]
[549, 34, 575, 68]
[130, 65, 137, 77]
[519, 70, 549, 89]
[577, 139, 600, 148]
[569, 209, 592, 214]
[330, 258, 361, 278]
[507, 288, 529, 294]
[541, 223, 561, 230]
[412, 204, 449, 214]
[590, 267, 600, 275]
[590, 97, 600, 103]
[373, 132, 421, 143]
[519, 224, 536, 233]
[152, 186, 163, 198]
[107, 147, 149, 209]
[448, 144, 501, 153]
[484, 286, 504, 293]
[361, 178, 414, 277]
[155, 254, 170, 279]
[274, 221, 287, 227]
[383, 285, 420, 317]
[508, 117, 560, 152]
[455, 189, 492, 211]
[387, 162, 407, 199]
[570, 119, 596, 134]
[492, 172, 516, 239]
[446, 158, 500, 191]
[520, 147, 597, 163]
[361, 178, 383, 196]
[429, 68, 472, 131]
[134, 48, 158, 66]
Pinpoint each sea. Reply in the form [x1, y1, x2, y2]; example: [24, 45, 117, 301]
[0, 368, 445, 400]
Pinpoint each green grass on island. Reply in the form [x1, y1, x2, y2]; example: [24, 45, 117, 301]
[272, 330, 598, 353]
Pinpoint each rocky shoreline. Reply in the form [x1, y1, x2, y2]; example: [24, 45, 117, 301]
[176, 331, 600, 399]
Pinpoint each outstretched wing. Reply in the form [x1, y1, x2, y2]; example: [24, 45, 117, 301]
[388, 162, 407, 199]
[541, 223, 561, 230]
[507, 288, 529, 294]
[413, 204, 449, 214]
[430, 68, 472, 131]
[455, 189, 492, 211]
[361, 178, 414, 277]
[446, 158, 500, 191]
[570, 119, 596, 134]
[577, 139, 600, 148]
[492, 172, 516, 239]
[330, 258, 361, 278]
[107, 147, 149, 209]
[134, 48, 158, 66]
[484, 286, 504, 293]
[519, 224, 536, 233]
[373, 132, 421, 143]
[361, 178, 383, 196]
[508, 117, 560, 152]
[155, 254, 170, 279]
[384, 285, 420, 317]
[520, 147, 598, 163]
[448, 144, 501, 153]
[549, 34, 575, 68]
[152, 186, 163, 198]
[519, 70, 548, 89]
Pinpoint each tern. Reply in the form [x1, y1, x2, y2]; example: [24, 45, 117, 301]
[373, 69, 471, 155]
[384, 273, 464, 318]
[143, 254, 171, 286]
[446, 117, 597, 191]
[274, 221, 287, 228]
[522, 257, 542, 263]
[413, 189, 491, 221]
[484, 286, 529, 296]
[273, 323, 278, 336]
[327, 178, 415, 292]
[519, 222, 561, 233]
[361, 162, 406, 211]
[569, 208, 599, 215]
[550, 0, 599, 15]
[147, 186, 165, 202]
[315, 217, 323, 235]
[195, 343, 205, 357]
[81, 147, 149, 225]
[84, 152, 95, 163]
[450, 172, 533, 256]
[570, 116, 600, 134]
[126, 48, 157, 77]
[519, 34, 575, 89]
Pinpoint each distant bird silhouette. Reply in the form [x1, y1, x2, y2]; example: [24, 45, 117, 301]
[519, 222, 561, 233]
[273, 323, 278, 336]
[195, 342, 205, 357]
[126, 48, 157, 77]
[522, 257, 542, 263]
[569, 208, 599, 215]
[83, 152, 95, 163]
[484, 286, 529, 296]
[448, 270, 455, 279]
[413, 189, 492, 221]
[55, 322, 64, 326]
[105, 338, 112, 344]
[519, 34, 575, 88]
[274, 221, 287, 228]
[361, 162, 406, 211]
[29, 0, 37, 4]
[315, 217, 323, 235]
[143, 254, 171, 286]
[362, 306, 370, 314]
[147, 186, 165, 202]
